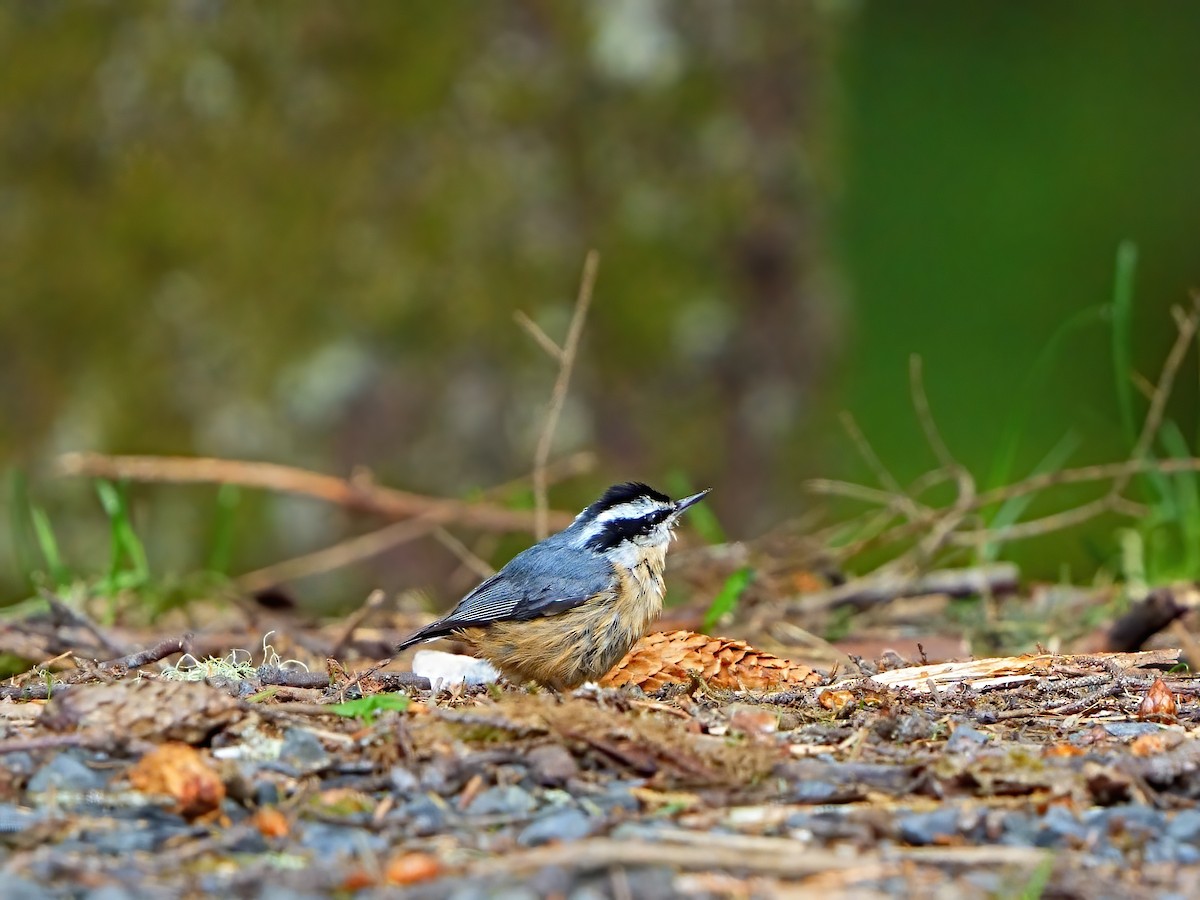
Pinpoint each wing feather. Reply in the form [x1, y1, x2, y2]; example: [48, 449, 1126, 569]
[394, 541, 614, 652]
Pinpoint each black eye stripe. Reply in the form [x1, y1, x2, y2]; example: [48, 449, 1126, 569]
[584, 509, 673, 552]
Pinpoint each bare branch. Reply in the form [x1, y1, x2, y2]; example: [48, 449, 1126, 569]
[531, 250, 600, 539]
[513, 310, 565, 362]
[234, 452, 594, 592]
[58, 452, 572, 534]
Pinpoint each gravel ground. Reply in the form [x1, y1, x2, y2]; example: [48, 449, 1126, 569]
[3, 655, 1200, 898]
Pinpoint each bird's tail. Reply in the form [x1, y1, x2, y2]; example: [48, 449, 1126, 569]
[393, 620, 454, 654]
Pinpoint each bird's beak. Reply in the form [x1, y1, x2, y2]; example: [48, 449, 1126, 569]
[674, 488, 711, 513]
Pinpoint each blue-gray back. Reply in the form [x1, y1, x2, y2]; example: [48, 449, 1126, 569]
[434, 531, 616, 629]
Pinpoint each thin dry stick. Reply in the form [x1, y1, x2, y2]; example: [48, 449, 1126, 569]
[1112, 296, 1200, 496]
[328, 589, 387, 659]
[908, 354, 959, 472]
[806, 302, 1200, 566]
[838, 411, 931, 523]
[235, 452, 594, 592]
[432, 526, 495, 579]
[58, 452, 572, 534]
[528, 249, 600, 539]
[907, 355, 976, 562]
[513, 311, 565, 363]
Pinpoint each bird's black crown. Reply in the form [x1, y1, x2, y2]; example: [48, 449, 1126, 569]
[580, 482, 671, 521]
[578, 482, 676, 552]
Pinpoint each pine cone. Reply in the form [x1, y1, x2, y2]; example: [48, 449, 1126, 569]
[601, 630, 822, 691]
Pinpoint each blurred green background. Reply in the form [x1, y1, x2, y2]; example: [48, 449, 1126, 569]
[2, 2, 1198, 606]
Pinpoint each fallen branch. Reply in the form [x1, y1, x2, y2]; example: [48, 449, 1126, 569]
[99, 634, 194, 672]
[233, 451, 594, 592]
[796, 563, 1020, 614]
[58, 452, 575, 534]
[832, 649, 1179, 693]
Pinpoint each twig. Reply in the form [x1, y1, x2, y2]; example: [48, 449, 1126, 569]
[432, 527, 495, 580]
[57, 452, 573, 534]
[38, 588, 128, 658]
[1113, 295, 1200, 496]
[512, 311, 565, 363]
[908, 355, 958, 472]
[328, 589, 388, 660]
[0, 734, 105, 755]
[234, 452, 594, 592]
[256, 666, 332, 689]
[527, 250, 599, 539]
[235, 519, 434, 594]
[796, 563, 1020, 613]
[469, 836, 869, 878]
[98, 634, 193, 672]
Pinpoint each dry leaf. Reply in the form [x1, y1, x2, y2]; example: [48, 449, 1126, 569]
[601, 630, 822, 691]
[386, 852, 442, 885]
[128, 742, 224, 820]
[251, 806, 289, 838]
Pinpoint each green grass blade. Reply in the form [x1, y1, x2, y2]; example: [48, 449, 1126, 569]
[982, 432, 1080, 563]
[7, 469, 38, 588]
[207, 484, 241, 574]
[988, 306, 1105, 490]
[95, 480, 150, 592]
[327, 693, 410, 725]
[703, 566, 754, 633]
[30, 505, 71, 586]
[1159, 420, 1200, 577]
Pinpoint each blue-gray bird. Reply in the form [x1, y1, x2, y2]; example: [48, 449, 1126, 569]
[394, 482, 709, 689]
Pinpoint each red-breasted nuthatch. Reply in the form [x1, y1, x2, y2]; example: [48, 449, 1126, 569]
[395, 482, 709, 689]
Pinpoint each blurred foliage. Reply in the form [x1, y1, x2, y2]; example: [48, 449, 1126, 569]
[2, 2, 1199, 606]
[837, 1, 1200, 578]
[1, 2, 834, 603]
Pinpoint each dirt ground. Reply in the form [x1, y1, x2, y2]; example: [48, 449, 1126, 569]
[3, 592, 1200, 900]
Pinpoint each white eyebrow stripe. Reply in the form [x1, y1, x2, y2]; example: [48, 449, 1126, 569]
[594, 497, 668, 524]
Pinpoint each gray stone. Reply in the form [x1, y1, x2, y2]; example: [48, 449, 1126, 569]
[0, 803, 42, 833]
[466, 785, 536, 817]
[526, 744, 579, 786]
[397, 794, 451, 836]
[945, 723, 990, 751]
[897, 808, 961, 846]
[518, 807, 595, 846]
[389, 765, 420, 795]
[298, 821, 386, 857]
[1, 876, 53, 900]
[27, 751, 109, 793]
[278, 728, 329, 771]
[1168, 808, 1200, 843]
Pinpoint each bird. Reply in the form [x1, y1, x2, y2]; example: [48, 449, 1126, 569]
[394, 482, 710, 689]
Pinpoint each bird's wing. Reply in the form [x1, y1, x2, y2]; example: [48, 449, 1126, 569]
[394, 544, 615, 652]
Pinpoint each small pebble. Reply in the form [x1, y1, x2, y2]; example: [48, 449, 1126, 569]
[397, 795, 450, 836]
[27, 751, 110, 793]
[526, 745, 579, 786]
[897, 808, 961, 846]
[945, 723, 990, 751]
[1168, 809, 1200, 843]
[298, 821, 387, 857]
[278, 729, 329, 772]
[518, 807, 594, 846]
[390, 765, 421, 795]
[466, 785, 536, 817]
[0, 803, 42, 834]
